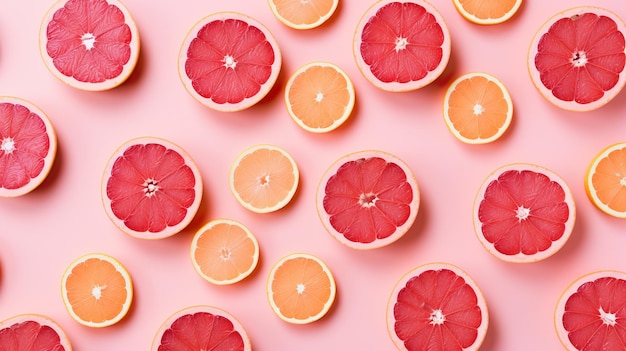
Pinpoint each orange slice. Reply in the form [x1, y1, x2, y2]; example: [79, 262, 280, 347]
[453, 0, 522, 25]
[268, 0, 338, 30]
[285, 61, 355, 133]
[61, 253, 133, 328]
[229, 144, 299, 213]
[191, 218, 260, 285]
[267, 253, 336, 324]
[0, 314, 73, 350]
[443, 72, 513, 144]
[584, 142, 626, 218]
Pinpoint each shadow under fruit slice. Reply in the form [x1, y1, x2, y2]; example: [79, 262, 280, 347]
[0, 314, 72, 350]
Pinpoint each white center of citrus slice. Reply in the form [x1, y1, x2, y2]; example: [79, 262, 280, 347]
[1, 137, 15, 154]
[571, 51, 588, 67]
[258, 174, 270, 186]
[92, 285, 105, 300]
[429, 309, 445, 325]
[359, 192, 377, 207]
[599, 307, 617, 326]
[223, 55, 237, 69]
[516, 205, 530, 221]
[296, 283, 306, 294]
[220, 248, 231, 260]
[315, 92, 324, 103]
[473, 103, 485, 115]
[394, 37, 408, 52]
[81, 33, 96, 50]
[143, 178, 159, 197]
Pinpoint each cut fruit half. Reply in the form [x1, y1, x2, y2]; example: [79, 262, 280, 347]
[0, 314, 72, 350]
[0, 97, 57, 197]
[387, 262, 489, 351]
[453, 0, 522, 25]
[316, 150, 420, 249]
[528, 6, 626, 111]
[585, 142, 626, 218]
[473, 163, 576, 263]
[268, 0, 339, 30]
[39, 0, 140, 91]
[179, 12, 282, 112]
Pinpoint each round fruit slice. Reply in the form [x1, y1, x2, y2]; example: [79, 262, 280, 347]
[443, 72, 513, 144]
[285, 61, 355, 133]
[101, 136, 203, 239]
[152, 305, 251, 351]
[191, 218, 260, 285]
[0, 97, 57, 197]
[353, 0, 451, 92]
[316, 150, 420, 249]
[267, 252, 336, 324]
[473, 163, 576, 263]
[39, 0, 140, 91]
[0, 314, 72, 350]
[453, 0, 522, 25]
[179, 12, 282, 112]
[387, 262, 489, 351]
[229, 144, 299, 213]
[585, 142, 626, 218]
[61, 253, 133, 328]
[528, 6, 626, 111]
[268, 0, 338, 30]
[555, 270, 626, 351]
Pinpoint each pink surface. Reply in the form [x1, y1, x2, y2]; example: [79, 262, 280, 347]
[1, 0, 626, 350]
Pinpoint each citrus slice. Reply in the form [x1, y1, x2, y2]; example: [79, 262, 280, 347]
[190, 218, 260, 285]
[528, 6, 626, 111]
[453, 0, 522, 25]
[268, 0, 338, 30]
[285, 61, 355, 133]
[229, 144, 299, 213]
[101, 136, 203, 239]
[443, 72, 513, 144]
[316, 150, 420, 249]
[0, 97, 57, 197]
[555, 270, 626, 351]
[387, 262, 489, 351]
[585, 142, 626, 218]
[39, 0, 140, 91]
[0, 314, 72, 350]
[266, 252, 336, 324]
[61, 253, 133, 328]
[473, 163, 576, 263]
[178, 12, 282, 112]
[353, 0, 451, 92]
[152, 305, 251, 351]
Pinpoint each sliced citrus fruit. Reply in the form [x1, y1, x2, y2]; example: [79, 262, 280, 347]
[152, 305, 251, 351]
[387, 262, 489, 351]
[473, 163, 576, 263]
[0, 97, 57, 197]
[316, 150, 420, 249]
[267, 252, 336, 324]
[39, 0, 140, 91]
[528, 6, 626, 111]
[229, 144, 299, 213]
[585, 142, 626, 218]
[453, 0, 522, 25]
[178, 12, 282, 112]
[61, 253, 133, 328]
[190, 218, 260, 285]
[353, 0, 451, 92]
[555, 270, 626, 351]
[101, 136, 203, 239]
[0, 314, 72, 350]
[268, 0, 338, 30]
[285, 61, 355, 133]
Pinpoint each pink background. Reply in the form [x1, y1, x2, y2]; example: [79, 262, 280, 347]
[1, 0, 626, 350]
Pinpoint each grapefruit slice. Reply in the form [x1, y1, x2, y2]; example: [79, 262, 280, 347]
[178, 12, 282, 112]
[353, 0, 451, 92]
[473, 163, 576, 263]
[316, 150, 420, 249]
[555, 270, 626, 351]
[584, 142, 626, 218]
[101, 136, 203, 239]
[528, 6, 626, 111]
[387, 262, 489, 351]
[0, 314, 72, 350]
[268, 0, 339, 30]
[152, 305, 251, 351]
[453, 0, 522, 25]
[0, 97, 57, 197]
[39, 0, 140, 91]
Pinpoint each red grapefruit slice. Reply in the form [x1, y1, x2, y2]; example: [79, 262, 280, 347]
[39, 0, 140, 91]
[528, 6, 626, 111]
[316, 150, 420, 249]
[0, 314, 72, 350]
[0, 97, 57, 197]
[353, 0, 451, 92]
[179, 12, 282, 112]
[101, 137, 203, 239]
[473, 163, 576, 263]
[387, 262, 489, 351]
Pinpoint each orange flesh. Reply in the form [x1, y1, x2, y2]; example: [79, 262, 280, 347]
[271, 0, 335, 25]
[592, 147, 626, 212]
[457, 0, 518, 19]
